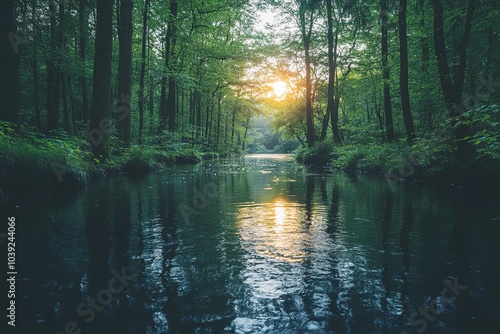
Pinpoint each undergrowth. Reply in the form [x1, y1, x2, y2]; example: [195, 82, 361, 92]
[0, 122, 210, 197]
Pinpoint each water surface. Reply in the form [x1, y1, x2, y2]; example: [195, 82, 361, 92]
[6, 154, 500, 333]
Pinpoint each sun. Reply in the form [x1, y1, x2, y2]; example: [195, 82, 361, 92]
[270, 81, 288, 99]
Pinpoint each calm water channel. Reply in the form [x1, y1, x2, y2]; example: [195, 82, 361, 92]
[5, 154, 500, 333]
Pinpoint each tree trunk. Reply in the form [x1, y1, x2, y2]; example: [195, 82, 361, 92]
[29, 0, 41, 130]
[298, 4, 315, 147]
[431, 0, 475, 149]
[231, 107, 237, 143]
[159, 75, 167, 134]
[31, 51, 41, 130]
[381, 0, 394, 142]
[327, 0, 341, 144]
[320, 112, 329, 142]
[89, 0, 113, 158]
[0, 0, 19, 125]
[216, 94, 222, 149]
[62, 76, 70, 132]
[418, 0, 432, 127]
[196, 90, 202, 137]
[46, 0, 59, 133]
[242, 115, 250, 151]
[79, 0, 89, 123]
[166, 0, 178, 132]
[117, 0, 133, 146]
[304, 36, 315, 147]
[326, 0, 342, 144]
[138, 0, 150, 144]
[399, 0, 415, 142]
[68, 75, 76, 133]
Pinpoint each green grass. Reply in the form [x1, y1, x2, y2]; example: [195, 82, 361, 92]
[0, 130, 92, 193]
[0, 122, 205, 196]
[294, 136, 498, 182]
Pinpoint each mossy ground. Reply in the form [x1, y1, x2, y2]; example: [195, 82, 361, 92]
[0, 125, 214, 199]
[295, 137, 500, 186]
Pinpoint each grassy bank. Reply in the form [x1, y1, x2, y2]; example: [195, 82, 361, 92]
[0, 123, 215, 199]
[296, 137, 500, 185]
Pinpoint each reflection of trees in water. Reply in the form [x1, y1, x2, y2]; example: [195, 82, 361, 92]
[398, 199, 413, 331]
[112, 178, 132, 332]
[85, 181, 111, 331]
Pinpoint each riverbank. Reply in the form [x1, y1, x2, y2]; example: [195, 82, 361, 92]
[0, 127, 221, 200]
[295, 139, 500, 188]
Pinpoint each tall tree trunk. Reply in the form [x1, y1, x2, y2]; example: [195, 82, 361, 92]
[242, 115, 250, 151]
[46, 0, 59, 132]
[31, 51, 41, 130]
[399, 0, 415, 142]
[418, 0, 432, 127]
[231, 107, 237, 143]
[159, 70, 167, 134]
[117, 0, 133, 146]
[58, 2, 68, 132]
[327, 0, 341, 144]
[160, 0, 178, 134]
[381, 0, 394, 142]
[68, 75, 76, 133]
[431, 0, 475, 150]
[89, 0, 113, 158]
[419, 0, 429, 72]
[138, 0, 150, 144]
[320, 112, 329, 142]
[62, 76, 70, 132]
[149, 73, 154, 135]
[79, 0, 89, 123]
[216, 94, 222, 149]
[196, 90, 202, 138]
[29, 0, 41, 130]
[0, 0, 19, 125]
[304, 33, 315, 147]
[166, 0, 178, 132]
[298, 3, 315, 147]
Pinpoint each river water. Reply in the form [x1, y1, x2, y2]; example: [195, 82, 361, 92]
[6, 154, 500, 333]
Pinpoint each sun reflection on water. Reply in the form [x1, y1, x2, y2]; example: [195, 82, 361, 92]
[237, 198, 305, 264]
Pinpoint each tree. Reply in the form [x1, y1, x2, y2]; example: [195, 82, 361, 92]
[380, 0, 394, 142]
[46, 0, 60, 133]
[89, 0, 114, 158]
[296, 0, 317, 147]
[138, 0, 151, 143]
[79, 0, 89, 123]
[326, 0, 341, 144]
[0, 0, 19, 125]
[399, 0, 415, 142]
[117, 0, 133, 146]
[431, 0, 475, 151]
[159, 0, 178, 133]
[166, 0, 178, 132]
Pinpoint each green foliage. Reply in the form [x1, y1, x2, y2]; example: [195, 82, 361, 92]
[463, 104, 500, 161]
[0, 122, 91, 192]
[0, 124, 205, 194]
[294, 136, 464, 180]
[296, 141, 334, 166]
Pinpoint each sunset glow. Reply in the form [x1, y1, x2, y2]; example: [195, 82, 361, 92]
[270, 81, 288, 99]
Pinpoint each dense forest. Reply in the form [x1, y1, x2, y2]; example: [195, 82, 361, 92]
[1, 0, 499, 196]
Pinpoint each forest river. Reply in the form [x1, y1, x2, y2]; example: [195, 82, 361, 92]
[6, 154, 500, 333]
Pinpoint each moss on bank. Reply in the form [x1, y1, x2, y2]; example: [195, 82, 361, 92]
[0, 127, 210, 198]
[296, 138, 500, 185]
